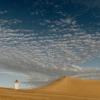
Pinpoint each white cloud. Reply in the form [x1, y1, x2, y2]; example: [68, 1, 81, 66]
[0, 16, 99, 86]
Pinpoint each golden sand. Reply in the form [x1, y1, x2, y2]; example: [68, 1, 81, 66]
[0, 76, 100, 100]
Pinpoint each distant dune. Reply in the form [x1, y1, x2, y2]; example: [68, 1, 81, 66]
[1, 76, 100, 100]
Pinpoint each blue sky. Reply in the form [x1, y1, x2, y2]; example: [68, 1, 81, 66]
[0, 0, 100, 88]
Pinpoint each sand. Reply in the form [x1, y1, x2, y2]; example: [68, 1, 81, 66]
[0, 76, 100, 100]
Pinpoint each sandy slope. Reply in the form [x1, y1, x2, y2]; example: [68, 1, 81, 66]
[0, 76, 100, 100]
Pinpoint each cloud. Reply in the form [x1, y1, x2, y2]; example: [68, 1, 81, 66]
[0, 19, 22, 28]
[0, 15, 99, 86]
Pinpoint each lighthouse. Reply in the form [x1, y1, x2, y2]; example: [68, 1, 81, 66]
[14, 80, 20, 89]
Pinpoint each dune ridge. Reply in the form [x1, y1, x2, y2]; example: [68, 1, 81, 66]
[1, 76, 100, 100]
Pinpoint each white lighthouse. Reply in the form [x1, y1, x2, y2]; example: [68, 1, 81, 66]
[14, 80, 20, 89]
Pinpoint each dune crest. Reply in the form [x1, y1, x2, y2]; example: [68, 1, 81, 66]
[33, 76, 100, 98]
[1, 76, 100, 99]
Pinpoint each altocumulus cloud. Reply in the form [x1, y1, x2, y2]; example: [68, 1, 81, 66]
[0, 0, 100, 86]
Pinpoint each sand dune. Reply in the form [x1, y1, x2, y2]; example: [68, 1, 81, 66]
[1, 76, 100, 100]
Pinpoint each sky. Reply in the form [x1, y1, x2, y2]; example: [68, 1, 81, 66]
[0, 0, 100, 88]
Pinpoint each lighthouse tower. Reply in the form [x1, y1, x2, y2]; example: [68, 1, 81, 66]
[14, 80, 20, 89]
